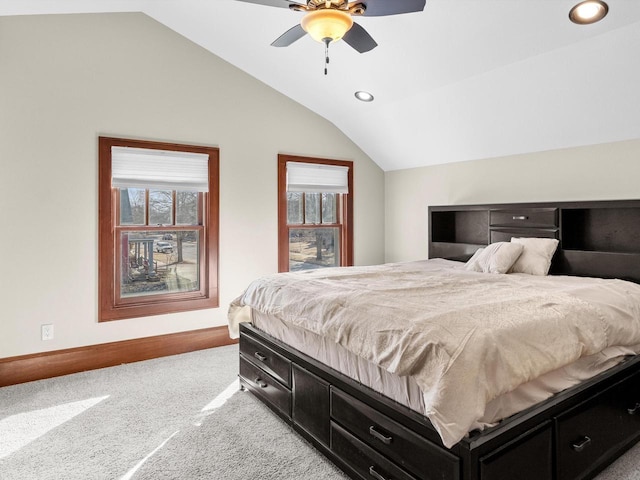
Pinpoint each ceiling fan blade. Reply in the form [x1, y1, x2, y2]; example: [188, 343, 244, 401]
[271, 24, 307, 47]
[236, 0, 303, 9]
[342, 22, 377, 53]
[357, 0, 425, 16]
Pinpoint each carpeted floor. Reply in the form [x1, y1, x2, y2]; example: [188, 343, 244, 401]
[0, 344, 346, 480]
[0, 344, 638, 479]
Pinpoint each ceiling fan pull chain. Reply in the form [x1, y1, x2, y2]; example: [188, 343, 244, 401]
[324, 37, 330, 75]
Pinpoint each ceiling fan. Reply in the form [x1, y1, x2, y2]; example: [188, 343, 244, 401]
[236, 0, 426, 73]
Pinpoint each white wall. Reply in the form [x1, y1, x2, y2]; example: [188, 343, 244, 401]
[385, 139, 640, 263]
[0, 13, 385, 358]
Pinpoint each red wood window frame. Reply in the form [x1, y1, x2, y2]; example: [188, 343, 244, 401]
[98, 136, 219, 322]
[277, 154, 353, 273]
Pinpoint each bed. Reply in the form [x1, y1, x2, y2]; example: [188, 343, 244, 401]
[229, 200, 640, 480]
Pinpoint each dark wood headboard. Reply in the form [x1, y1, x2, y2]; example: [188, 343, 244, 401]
[428, 200, 640, 283]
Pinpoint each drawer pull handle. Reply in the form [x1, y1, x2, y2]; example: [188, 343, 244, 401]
[254, 352, 267, 362]
[368, 466, 389, 480]
[255, 378, 268, 388]
[369, 426, 393, 445]
[628, 402, 640, 415]
[572, 436, 591, 452]
[512, 215, 528, 220]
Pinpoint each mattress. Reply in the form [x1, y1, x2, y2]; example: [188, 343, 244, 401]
[229, 258, 640, 447]
[250, 307, 638, 435]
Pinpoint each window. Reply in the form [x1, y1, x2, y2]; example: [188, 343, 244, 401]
[99, 137, 219, 322]
[278, 154, 353, 272]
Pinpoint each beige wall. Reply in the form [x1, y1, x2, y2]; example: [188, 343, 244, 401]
[385, 139, 640, 263]
[0, 13, 385, 358]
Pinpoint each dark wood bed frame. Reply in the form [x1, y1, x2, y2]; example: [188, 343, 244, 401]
[239, 200, 640, 480]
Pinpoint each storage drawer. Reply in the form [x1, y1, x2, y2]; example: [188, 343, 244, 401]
[331, 388, 459, 480]
[240, 332, 291, 387]
[479, 422, 552, 480]
[240, 356, 291, 417]
[556, 372, 640, 480]
[490, 228, 558, 243]
[331, 421, 418, 480]
[490, 208, 558, 229]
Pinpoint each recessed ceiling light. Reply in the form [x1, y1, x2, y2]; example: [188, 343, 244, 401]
[355, 91, 374, 102]
[569, 0, 608, 24]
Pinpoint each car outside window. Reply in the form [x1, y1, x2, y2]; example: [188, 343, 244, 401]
[98, 137, 219, 321]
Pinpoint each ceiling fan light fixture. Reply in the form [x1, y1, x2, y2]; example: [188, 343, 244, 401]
[569, 0, 608, 24]
[301, 9, 354, 43]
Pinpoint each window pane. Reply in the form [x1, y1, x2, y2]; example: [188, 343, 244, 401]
[120, 230, 200, 298]
[321, 193, 337, 224]
[119, 188, 146, 225]
[149, 190, 173, 225]
[288, 227, 340, 272]
[176, 191, 199, 225]
[287, 192, 303, 225]
[304, 193, 320, 224]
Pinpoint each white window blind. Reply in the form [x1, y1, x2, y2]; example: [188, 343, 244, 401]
[286, 162, 349, 194]
[111, 147, 209, 192]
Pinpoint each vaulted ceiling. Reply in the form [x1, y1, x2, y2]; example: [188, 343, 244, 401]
[3, 0, 639, 171]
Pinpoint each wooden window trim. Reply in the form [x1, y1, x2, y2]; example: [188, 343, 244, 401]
[278, 154, 353, 273]
[98, 136, 219, 322]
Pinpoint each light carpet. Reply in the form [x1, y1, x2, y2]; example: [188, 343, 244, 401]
[0, 344, 638, 479]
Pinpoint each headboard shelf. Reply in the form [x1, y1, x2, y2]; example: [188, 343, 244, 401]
[430, 209, 488, 245]
[561, 207, 640, 253]
[428, 200, 640, 283]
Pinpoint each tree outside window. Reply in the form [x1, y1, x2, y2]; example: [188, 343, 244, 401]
[99, 137, 219, 322]
[278, 155, 353, 272]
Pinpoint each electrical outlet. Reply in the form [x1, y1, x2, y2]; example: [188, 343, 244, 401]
[41, 324, 54, 341]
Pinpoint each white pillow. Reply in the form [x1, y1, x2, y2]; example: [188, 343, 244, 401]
[465, 242, 524, 274]
[509, 237, 559, 276]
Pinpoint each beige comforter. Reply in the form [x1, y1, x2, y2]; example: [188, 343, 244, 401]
[228, 259, 640, 447]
